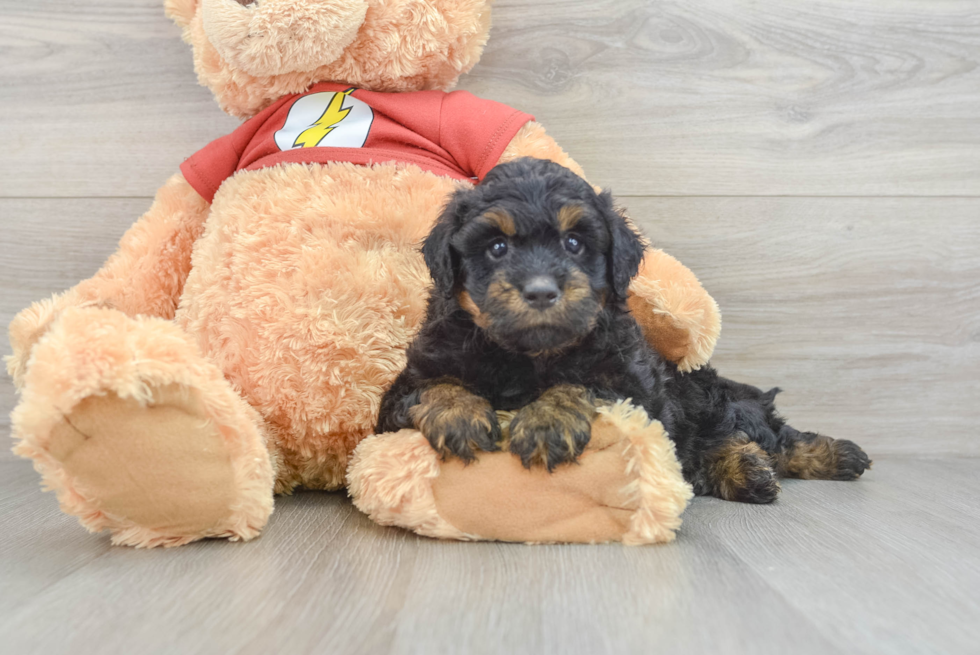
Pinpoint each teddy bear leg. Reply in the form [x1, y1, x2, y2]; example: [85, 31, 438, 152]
[348, 402, 694, 545]
[11, 306, 275, 547]
[627, 248, 722, 372]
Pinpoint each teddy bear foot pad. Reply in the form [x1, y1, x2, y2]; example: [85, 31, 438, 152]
[48, 386, 248, 544]
[11, 306, 275, 547]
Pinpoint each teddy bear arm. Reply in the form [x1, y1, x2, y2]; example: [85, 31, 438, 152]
[627, 248, 721, 372]
[496, 121, 589, 180]
[6, 173, 210, 386]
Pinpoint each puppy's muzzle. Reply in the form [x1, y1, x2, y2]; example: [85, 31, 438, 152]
[522, 276, 561, 310]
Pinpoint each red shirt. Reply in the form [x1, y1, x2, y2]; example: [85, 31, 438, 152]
[181, 83, 534, 203]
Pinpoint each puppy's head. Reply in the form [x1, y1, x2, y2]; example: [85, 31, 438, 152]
[423, 157, 646, 355]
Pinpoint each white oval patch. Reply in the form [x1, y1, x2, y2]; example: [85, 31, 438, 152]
[274, 89, 374, 151]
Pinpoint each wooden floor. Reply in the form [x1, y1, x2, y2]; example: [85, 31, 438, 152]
[2, 0, 979, 653]
[2, 455, 979, 654]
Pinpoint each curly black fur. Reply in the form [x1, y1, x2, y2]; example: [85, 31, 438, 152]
[377, 158, 870, 502]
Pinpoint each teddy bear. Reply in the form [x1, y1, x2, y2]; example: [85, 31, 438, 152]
[7, 0, 718, 547]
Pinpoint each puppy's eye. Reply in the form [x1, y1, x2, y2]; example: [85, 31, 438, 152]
[487, 238, 509, 259]
[563, 233, 584, 255]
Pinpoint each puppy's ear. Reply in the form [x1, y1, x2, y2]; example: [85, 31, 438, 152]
[422, 192, 466, 297]
[596, 192, 646, 300]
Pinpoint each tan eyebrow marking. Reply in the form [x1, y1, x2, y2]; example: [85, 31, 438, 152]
[557, 204, 584, 232]
[479, 209, 516, 236]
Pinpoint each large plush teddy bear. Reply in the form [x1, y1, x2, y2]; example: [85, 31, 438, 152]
[7, 0, 718, 547]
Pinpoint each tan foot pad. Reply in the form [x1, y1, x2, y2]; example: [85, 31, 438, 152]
[48, 384, 237, 536]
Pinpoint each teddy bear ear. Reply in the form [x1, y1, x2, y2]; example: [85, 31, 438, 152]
[164, 0, 199, 27]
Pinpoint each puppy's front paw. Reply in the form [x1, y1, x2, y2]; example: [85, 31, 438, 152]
[410, 384, 500, 463]
[508, 385, 596, 471]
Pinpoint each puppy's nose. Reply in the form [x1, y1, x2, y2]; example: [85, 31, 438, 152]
[522, 276, 561, 310]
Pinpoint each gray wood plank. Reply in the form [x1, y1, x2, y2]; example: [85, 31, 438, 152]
[693, 460, 980, 655]
[876, 457, 980, 522]
[472, 0, 980, 195]
[383, 525, 843, 655]
[0, 482, 421, 655]
[1, 1, 979, 197]
[1, 198, 148, 462]
[625, 196, 980, 457]
[2, 456, 978, 655]
[0, 198, 147, 309]
[3, 197, 978, 461]
[1, 389, 14, 461]
[0, 0, 239, 198]
[0, 461, 112, 617]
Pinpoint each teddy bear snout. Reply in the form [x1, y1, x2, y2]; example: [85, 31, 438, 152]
[202, 0, 368, 77]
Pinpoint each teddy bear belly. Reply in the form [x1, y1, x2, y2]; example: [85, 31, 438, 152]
[176, 161, 468, 491]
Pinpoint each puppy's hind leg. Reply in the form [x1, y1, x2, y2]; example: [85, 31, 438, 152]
[700, 432, 782, 504]
[685, 379, 784, 503]
[722, 379, 872, 482]
[774, 426, 871, 481]
[685, 372, 870, 502]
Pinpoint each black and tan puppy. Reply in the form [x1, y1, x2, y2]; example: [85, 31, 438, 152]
[377, 158, 870, 503]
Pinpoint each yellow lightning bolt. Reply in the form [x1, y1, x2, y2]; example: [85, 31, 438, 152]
[293, 88, 355, 148]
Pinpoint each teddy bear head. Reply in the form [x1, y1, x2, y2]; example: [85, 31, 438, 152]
[165, 0, 493, 119]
